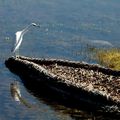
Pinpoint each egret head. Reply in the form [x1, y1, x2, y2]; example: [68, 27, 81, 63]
[31, 23, 40, 27]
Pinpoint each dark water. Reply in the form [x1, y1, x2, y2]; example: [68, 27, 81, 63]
[0, 0, 120, 119]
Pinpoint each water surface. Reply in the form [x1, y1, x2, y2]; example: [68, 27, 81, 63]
[0, 0, 120, 119]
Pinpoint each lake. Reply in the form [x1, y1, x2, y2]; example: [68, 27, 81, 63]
[0, 0, 120, 119]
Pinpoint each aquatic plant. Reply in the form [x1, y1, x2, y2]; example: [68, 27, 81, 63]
[95, 48, 120, 70]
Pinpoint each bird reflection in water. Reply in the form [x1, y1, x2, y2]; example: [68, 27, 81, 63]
[10, 81, 21, 103]
[10, 81, 33, 108]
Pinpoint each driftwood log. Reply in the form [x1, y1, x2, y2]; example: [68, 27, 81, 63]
[5, 56, 120, 113]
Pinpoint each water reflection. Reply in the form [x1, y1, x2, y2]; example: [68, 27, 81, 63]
[22, 78, 120, 120]
[10, 81, 35, 108]
[10, 81, 21, 103]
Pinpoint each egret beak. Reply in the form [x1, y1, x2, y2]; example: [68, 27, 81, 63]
[36, 24, 40, 27]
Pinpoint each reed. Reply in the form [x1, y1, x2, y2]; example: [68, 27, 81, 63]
[95, 48, 120, 70]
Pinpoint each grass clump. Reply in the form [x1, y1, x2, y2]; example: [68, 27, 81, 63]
[96, 48, 120, 70]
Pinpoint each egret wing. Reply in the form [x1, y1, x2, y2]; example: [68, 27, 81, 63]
[12, 31, 23, 53]
[15, 31, 22, 45]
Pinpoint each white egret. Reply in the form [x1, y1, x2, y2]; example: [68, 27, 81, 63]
[12, 23, 40, 57]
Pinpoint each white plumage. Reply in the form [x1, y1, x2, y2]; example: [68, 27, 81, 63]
[12, 23, 39, 57]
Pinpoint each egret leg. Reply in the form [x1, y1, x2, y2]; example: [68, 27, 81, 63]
[14, 52, 17, 58]
[15, 49, 19, 58]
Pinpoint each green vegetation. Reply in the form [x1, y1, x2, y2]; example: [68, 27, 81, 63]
[95, 48, 120, 70]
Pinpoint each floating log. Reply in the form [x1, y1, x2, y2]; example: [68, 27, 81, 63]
[5, 56, 120, 113]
